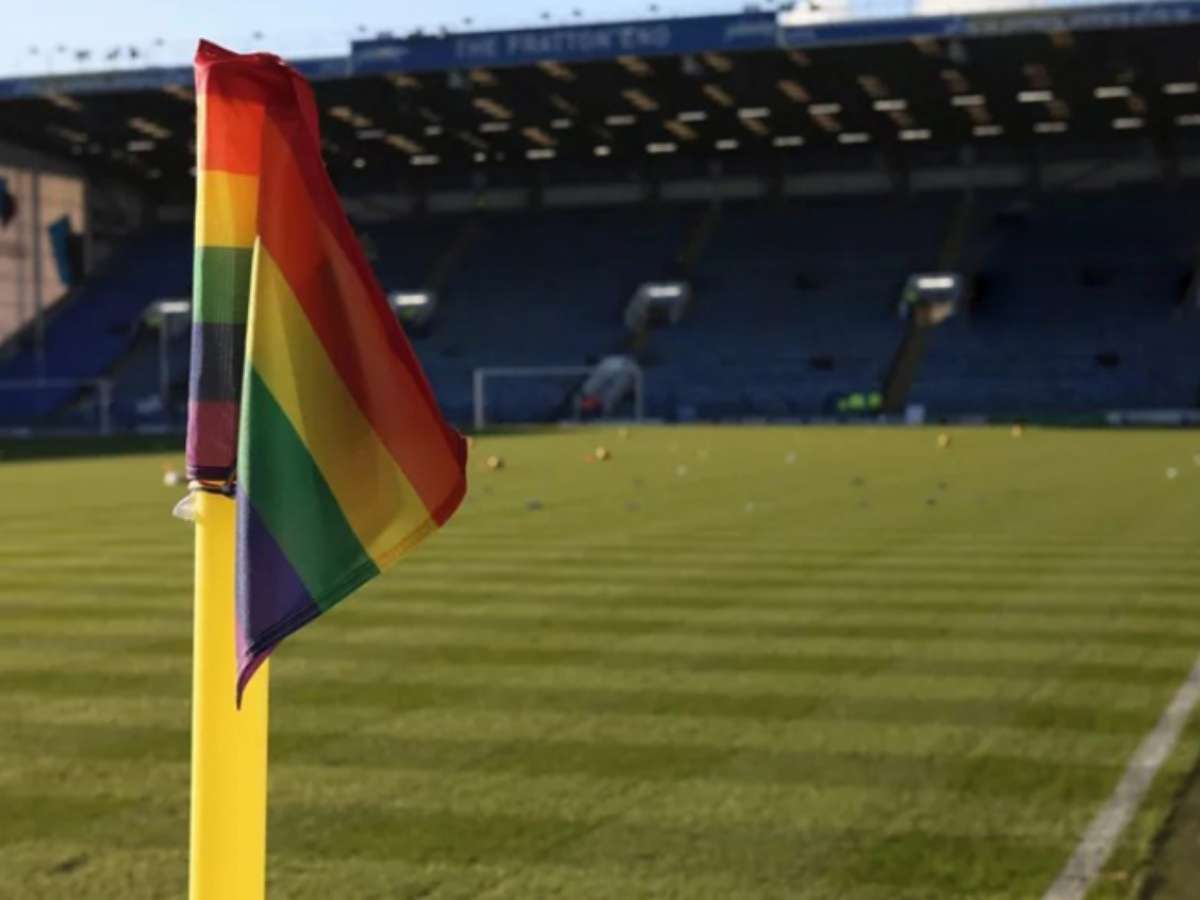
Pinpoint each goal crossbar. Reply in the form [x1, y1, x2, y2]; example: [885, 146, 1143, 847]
[472, 365, 644, 431]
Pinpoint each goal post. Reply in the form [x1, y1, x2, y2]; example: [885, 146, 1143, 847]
[0, 378, 114, 435]
[472, 364, 645, 431]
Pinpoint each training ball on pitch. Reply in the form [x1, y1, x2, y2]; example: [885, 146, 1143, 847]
[1166, 466, 1179, 480]
[1011, 424, 1024, 438]
[1193, 453, 1200, 467]
[617, 427, 630, 439]
[675, 464, 689, 477]
[486, 454, 504, 470]
[595, 446, 611, 461]
[162, 467, 182, 487]
[784, 451, 797, 465]
[937, 433, 952, 449]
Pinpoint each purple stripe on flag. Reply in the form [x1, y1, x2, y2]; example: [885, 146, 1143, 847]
[235, 490, 322, 704]
[186, 400, 238, 482]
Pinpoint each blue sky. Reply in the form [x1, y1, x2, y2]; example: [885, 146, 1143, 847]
[1, 0, 739, 76]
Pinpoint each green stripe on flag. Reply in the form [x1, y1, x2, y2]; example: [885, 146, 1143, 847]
[239, 368, 378, 604]
[193, 246, 253, 324]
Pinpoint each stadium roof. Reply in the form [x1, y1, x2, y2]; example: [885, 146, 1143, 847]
[4, 1, 1200, 193]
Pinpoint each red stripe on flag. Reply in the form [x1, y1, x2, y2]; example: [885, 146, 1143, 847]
[255, 105, 466, 522]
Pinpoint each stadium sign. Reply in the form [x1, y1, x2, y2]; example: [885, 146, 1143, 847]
[351, 13, 779, 73]
[2, 1, 1199, 99]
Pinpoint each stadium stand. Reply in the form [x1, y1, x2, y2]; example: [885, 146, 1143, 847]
[0, 227, 189, 427]
[2, 3, 1200, 429]
[2, 184, 1198, 429]
[426, 206, 689, 422]
[648, 194, 954, 419]
[913, 186, 1200, 416]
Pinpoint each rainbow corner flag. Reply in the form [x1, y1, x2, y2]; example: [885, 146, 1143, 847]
[188, 41, 467, 703]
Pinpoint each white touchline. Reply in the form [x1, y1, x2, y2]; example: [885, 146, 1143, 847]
[1041, 654, 1200, 900]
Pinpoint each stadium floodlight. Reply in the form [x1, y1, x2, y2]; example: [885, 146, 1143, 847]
[1176, 113, 1200, 126]
[479, 121, 510, 133]
[677, 110, 707, 122]
[411, 154, 439, 165]
[1112, 117, 1144, 130]
[973, 124, 1003, 136]
[356, 128, 385, 139]
[1164, 82, 1199, 95]
[1034, 121, 1067, 133]
[738, 107, 770, 119]
[388, 290, 438, 331]
[646, 142, 677, 154]
[646, 283, 684, 299]
[527, 148, 556, 160]
[626, 281, 691, 333]
[1093, 85, 1132, 99]
[914, 275, 956, 290]
[838, 132, 870, 144]
[550, 118, 572, 129]
[1018, 90, 1053, 103]
[605, 114, 636, 126]
[390, 292, 430, 307]
[352, 157, 366, 169]
[773, 135, 804, 147]
[951, 94, 986, 107]
[901, 273, 963, 324]
[874, 99, 907, 111]
[715, 138, 739, 150]
[900, 128, 932, 141]
[593, 145, 612, 156]
[423, 125, 443, 136]
[809, 102, 842, 115]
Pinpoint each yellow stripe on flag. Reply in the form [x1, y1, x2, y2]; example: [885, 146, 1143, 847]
[196, 170, 259, 248]
[247, 243, 436, 567]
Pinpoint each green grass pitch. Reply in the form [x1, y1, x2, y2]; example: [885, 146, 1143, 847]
[2, 426, 1199, 899]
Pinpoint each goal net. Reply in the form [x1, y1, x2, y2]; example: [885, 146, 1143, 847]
[472, 364, 645, 430]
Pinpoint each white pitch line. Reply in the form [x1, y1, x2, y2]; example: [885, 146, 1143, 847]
[1041, 654, 1200, 900]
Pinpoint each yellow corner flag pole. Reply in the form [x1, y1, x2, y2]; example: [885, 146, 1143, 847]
[189, 488, 269, 900]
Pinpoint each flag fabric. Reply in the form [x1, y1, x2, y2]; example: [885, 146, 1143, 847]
[188, 41, 467, 703]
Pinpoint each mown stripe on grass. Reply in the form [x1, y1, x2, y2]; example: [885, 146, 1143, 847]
[3, 641, 1190, 695]
[0, 706, 1145, 766]
[10, 600, 1200, 642]
[5, 632, 1196, 684]
[6, 617, 1199, 654]
[0, 724, 1126, 802]
[0, 669, 1161, 733]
